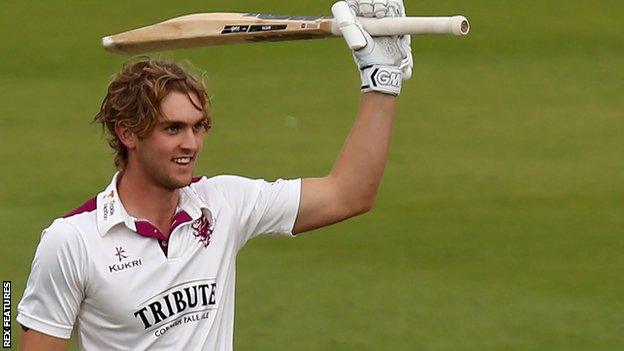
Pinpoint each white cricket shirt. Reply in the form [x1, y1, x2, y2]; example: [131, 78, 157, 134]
[17, 173, 301, 350]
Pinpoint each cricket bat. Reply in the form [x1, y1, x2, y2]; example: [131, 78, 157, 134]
[102, 12, 470, 54]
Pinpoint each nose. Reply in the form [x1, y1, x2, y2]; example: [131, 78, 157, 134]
[180, 128, 201, 152]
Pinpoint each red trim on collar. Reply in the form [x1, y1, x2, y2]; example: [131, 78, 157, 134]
[64, 197, 97, 218]
[134, 210, 194, 258]
[190, 176, 203, 184]
[134, 210, 193, 241]
[171, 211, 193, 232]
[134, 221, 168, 241]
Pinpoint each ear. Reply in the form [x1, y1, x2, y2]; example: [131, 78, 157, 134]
[114, 122, 137, 150]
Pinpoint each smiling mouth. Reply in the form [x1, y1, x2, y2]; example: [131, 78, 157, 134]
[172, 157, 193, 165]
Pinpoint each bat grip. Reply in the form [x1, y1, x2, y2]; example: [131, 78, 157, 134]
[331, 16, 470, 36]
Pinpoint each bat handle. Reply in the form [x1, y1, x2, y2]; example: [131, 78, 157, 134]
[331, 16, 470, 36]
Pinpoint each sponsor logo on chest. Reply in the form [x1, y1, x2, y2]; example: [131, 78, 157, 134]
[133, 279, 218, 337]
[108, 246, 143, 273]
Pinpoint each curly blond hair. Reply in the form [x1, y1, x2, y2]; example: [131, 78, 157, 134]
[94, 58, 211, 170]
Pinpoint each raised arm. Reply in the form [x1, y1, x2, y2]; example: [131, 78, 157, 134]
[293, 0, 412, 234]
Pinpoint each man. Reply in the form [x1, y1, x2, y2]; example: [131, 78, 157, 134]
[17, 1, 413, 349]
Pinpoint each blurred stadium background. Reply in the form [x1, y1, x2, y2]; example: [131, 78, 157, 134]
[1, 0, 622, 350]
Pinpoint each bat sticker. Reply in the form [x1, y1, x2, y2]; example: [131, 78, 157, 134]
[221, 24, 287, 34]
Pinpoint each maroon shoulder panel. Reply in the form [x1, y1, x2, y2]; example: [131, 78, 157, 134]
[63, 197, 97, 218]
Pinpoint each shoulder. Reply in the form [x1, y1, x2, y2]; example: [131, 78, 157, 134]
[191, 174, 300, 193]
[189, 174, 266, 196]
[38, 197, 97, 252]
[188, 175, 284, 216]
[59, 196, 98, 237]
[191, 174, 262, 187]
[30, 217, 88, 272]
[189, 175, 300, 210]
[39, 217, 86, 250]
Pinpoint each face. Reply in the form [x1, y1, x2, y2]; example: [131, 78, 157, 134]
[128, 91, 208, 190]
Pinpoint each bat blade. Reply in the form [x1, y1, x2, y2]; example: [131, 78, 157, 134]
[102, 13, 336, 54]
[102, 12, 470, 55]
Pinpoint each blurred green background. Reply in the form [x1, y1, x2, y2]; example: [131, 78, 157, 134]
[1, 0, 622, 350]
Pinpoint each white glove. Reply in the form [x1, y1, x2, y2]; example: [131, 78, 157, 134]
[332, 0, 413, 96]
[347, 0, 413, 80]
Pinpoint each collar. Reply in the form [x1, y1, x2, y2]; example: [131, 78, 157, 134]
[96, 172, 210, 237]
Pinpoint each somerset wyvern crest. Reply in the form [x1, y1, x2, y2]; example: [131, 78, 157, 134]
[191, 210, 214, 247]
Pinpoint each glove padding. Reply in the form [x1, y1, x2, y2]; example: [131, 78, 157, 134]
[332, 0, 413, 96]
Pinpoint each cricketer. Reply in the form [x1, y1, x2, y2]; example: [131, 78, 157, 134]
[17, 1, 413, 349]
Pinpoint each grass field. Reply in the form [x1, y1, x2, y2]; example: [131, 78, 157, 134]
[1, 0, 622, 350]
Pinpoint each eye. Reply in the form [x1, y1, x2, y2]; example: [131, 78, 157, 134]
[193, 122, 207, 133]
[165, 125, 179, 134]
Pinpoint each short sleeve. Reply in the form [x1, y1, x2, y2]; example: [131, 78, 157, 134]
[17, 218, 87, 339]
[199, 175, 301, 247]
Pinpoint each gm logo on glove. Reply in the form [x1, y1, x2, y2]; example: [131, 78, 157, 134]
[372, 67, 402, 88]
[362, 65, 402, 95]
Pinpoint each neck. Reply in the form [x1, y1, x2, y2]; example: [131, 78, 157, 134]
[117, 168, 180, 237]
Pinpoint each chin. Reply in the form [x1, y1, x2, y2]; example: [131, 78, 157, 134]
[173, 174, 194, 188]
[154, 173, 190, 191]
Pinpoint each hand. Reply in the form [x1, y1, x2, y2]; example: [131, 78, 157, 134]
[349, 0, 413, 80]
[331, 0, 413, 96]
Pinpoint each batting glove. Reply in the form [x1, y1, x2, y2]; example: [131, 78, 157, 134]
[332, 0, 413, 96]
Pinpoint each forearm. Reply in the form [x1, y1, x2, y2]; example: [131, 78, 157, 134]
[20, 329, 68, 351]
[328, 92, 396, 213]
